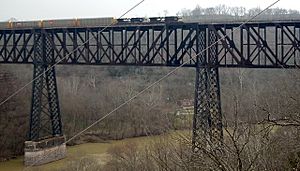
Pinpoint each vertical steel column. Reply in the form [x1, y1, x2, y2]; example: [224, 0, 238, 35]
[193, 27, 210, 151]
[207, 28, 223, 149]
[193, 26, 223, 152]
[29, 30, 62, 141]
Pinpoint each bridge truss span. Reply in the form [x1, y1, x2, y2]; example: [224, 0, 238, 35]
[0, 22, 300, 68]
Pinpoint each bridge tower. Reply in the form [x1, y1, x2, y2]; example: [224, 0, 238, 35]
[193, 27, 223, 152]
[24, 30, 66, 166]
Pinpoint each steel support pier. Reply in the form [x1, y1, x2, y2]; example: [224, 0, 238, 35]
[193, 27, 223, 152]
[25, 30, 65, 166]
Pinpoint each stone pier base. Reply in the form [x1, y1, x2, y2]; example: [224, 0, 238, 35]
[24, 136, 66, 166]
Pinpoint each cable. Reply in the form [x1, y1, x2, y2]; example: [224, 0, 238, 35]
[19, 0, 280, 169]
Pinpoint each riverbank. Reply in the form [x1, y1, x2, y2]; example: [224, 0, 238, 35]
[0, 131, 191, 171]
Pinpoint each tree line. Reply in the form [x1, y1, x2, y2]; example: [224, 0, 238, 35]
[177, 5, 300, 22]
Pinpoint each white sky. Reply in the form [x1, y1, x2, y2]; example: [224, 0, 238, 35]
[0, 0, 299, 21]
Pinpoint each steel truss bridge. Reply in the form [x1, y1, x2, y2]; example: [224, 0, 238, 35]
[1, 21, 300, 150]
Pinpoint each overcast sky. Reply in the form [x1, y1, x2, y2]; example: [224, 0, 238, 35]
[0, 0, 299, 21]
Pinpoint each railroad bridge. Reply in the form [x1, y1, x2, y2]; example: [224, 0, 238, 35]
[1, 20, 300, 165]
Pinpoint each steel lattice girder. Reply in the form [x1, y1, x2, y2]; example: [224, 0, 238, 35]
[0, 22, 299, 68]
[29, 31, 62, 141]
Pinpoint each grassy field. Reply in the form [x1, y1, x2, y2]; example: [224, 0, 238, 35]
[0, 131, 191, 171]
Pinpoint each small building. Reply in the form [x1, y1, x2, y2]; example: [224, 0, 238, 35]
[176, 99, 194, 115]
